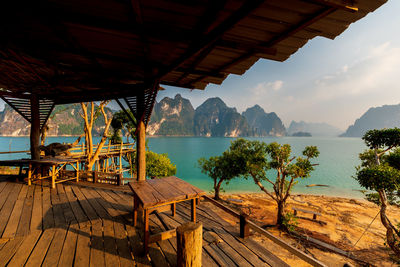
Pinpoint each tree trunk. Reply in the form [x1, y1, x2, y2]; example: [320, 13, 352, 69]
[378, 190, 400, 257]
[276, 200, 285, 228]
[214, 179, 223, 200]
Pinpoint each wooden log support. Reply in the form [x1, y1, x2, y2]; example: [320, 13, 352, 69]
[143, 208, 150, 254]
[172, 203, 176, 217]
[136, 120, 146, 181]
[240, 212, 250, 238]
[30, 95, 41, 160]
[176, 222, 202, 267]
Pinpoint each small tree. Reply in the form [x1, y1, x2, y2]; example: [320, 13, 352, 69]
[198, 151, 242, 200]
[130, 150, 176, 179]
[355, 129, 400, 257]
[229, 138, 319, 228]
[80, 101, 113, 170]
[110, 110, 136, 144]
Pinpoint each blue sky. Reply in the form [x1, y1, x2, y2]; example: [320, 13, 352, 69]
[1, 1, 399, 131]
[157, 0, 400, 130]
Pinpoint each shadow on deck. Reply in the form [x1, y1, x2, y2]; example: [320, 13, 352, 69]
[0, 181, 289, 266]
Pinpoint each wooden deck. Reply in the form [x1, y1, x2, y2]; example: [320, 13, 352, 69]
[0, 181, 289, 266]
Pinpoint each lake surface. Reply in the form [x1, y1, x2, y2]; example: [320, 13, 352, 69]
[0, 136, 366, 198]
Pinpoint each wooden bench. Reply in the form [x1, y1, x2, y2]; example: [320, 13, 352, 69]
[292, 207, 321, 220]
[129, 176, 205, 254]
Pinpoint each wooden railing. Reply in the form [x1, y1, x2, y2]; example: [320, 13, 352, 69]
[202, 195, 327, 267]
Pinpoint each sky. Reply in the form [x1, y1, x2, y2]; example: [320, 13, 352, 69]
[1, 1, 399, 131]
[156, 0, 400, 131]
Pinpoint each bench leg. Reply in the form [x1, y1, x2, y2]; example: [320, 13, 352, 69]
[313, 214, 317, 220]
[191, 198, 196, 222]
[172, 203, 176, 217]
[133, 195, 138, 227]
[51, 165, 56, 189]
[28, 163, 32, 186]
[144, 209, 149, 254]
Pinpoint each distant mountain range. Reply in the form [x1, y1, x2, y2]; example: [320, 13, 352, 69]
[0, 103, 113, 136]
[287, 121, 342, 137]
[341, 104, 400, 137]
[6, 94, 396, 138]
[147, 95, 285, 137]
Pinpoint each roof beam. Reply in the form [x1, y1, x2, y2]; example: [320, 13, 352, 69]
[301, 0, 358, 13]
[188, 6, 337, 87]
[156, 0, 267, 81]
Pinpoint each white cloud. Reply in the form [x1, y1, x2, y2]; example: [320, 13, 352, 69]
[250, 80, 283, 96]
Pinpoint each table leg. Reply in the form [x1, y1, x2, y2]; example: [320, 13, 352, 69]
[76, 162, 79, 182]
[172, 203, 176, 217]
[133, 195, 138, 227]
[51, 165, 56, 189]
[144, 208, 149, 254]
[28, 163, 32, 186]
[191, 198, 196, 222]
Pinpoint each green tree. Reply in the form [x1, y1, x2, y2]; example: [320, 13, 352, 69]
[355, 129, 400, 257]
[229, 138, 319, 228]
[110, 110, 136, 144]
[198, 150, 242, 200]
[130, 151, 176, 179]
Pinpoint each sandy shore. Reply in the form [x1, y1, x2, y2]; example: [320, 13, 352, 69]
[213, 193, 400, 266]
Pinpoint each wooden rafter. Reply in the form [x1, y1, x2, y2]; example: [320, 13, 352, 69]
[301, 0, 358, 12]
[187, 6, 337, 87]
[156, 0, 267, 81]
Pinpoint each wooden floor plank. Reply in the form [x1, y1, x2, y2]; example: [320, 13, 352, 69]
[114, 221, 134, 267]
[58, 225, 78, 266]
[41, 228, 68, 267]
[30, 185, 43, 232]
[90, 223, 105, 266]
[103, 220, 120, 267]
[16, 185, 35, 236]
[64, 185, 90, 229]
[2, 185, 29, 238]
[42, 187, 55, 230]
[125, 224, 152, 267]
[0, 183, 15, 211]
[213, 227, 267, 267]
[0, 182, 8, 194]
[25, 229, 56, 267]
[205, 243, 238, 267]
[74, 225, 91, 267]
[71, 186, 101, 225]
[149, 216, 177, 266]
[0, 237, 24, 264]
[0, 183, 22, 236]
[50, 187, 66, 227]
[7, 230, 42, 267]
[57, 184, 78, 225]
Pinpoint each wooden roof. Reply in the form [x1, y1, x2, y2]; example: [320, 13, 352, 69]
[0, 0, 387, 104]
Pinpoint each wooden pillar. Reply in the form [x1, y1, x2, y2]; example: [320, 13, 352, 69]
[177, 222, 202, 267]
[30, 95, 41, 160]
[136, 120, 146, 181]
[240, 212, 250, 238]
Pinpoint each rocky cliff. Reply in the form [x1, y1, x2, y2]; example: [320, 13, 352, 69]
[242, 105, 286, 136]
[147, 94, 195, 136]
[193, 97, 250, 137]
[0, 103, 113, 136]
[341, 104, 400, 137]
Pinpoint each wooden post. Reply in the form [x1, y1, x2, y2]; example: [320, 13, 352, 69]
[30, 95, 41, 160]
[177, 222, 202, 267]
[76, 161, 79, 182]
[119, 140, 123, 173]
[136, 120, 146, 181]
[51, 165, 56, 189]
[191, 198, 196, 222]
[240, 212, 250, 238]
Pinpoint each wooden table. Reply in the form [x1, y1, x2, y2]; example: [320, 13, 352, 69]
[129, 176, 205, 253]
[28, 157, 80, 188]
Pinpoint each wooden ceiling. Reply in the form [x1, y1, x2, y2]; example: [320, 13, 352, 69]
[0, 0, 387, 104]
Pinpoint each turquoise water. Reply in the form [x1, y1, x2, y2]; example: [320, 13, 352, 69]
[0, 136, 366, 198]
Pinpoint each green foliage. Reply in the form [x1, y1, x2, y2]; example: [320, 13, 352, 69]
[223, 138, 319, 226]
[198, 150, 243, 199]
[110, 110, 136, 143]
[281, 212, 298, 232]
[355, 165, 400, 192]
[130, 151, 176, 179]
[362, 128, 400, 149]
